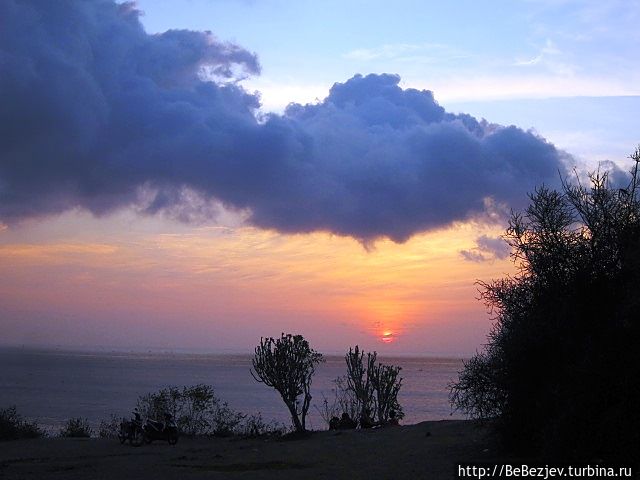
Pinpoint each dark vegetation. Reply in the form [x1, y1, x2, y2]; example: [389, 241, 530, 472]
[0, 406, 46, 440]
[59, 417, 93, 438]
[316, 376, 359, 427]
[251, 333, 324, 432]
[318, 346, 404, 429]
[98, 414, 121, 439]
[451, 148, 640, 461]
[250, 334, 405, 432]
[136, 384, 242, 436]
[135, 384, 286, 438]
[3, 386, 287, 442]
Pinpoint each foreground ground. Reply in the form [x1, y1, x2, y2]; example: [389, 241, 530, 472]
[0, 420, 504, 479]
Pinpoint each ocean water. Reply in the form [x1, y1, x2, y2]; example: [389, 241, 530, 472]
[0, 348, 466, 432]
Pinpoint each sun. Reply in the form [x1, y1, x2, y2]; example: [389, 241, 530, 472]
[381, 331, 395, 344]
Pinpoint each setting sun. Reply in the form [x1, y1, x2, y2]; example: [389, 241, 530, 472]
[1, 0, 637, 475]
[381, 331, 395, 344]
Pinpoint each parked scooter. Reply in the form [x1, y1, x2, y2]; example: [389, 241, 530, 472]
[143, 413, 179, 445]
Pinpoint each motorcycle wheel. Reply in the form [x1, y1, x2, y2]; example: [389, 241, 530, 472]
[130, 428, 144, 447]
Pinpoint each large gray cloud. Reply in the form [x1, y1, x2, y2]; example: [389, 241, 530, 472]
[0, 0, 571, 242]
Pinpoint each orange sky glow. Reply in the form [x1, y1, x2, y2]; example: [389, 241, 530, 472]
[0, 209, 514, 355]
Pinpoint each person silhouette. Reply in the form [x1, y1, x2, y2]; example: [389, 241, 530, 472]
[385, 409, 399, 427]
[338, 412, 357, 429]
[359, 407, 375, 429]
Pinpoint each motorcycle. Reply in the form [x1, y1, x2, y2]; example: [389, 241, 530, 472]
[119, 412, 144, 447]
[142, 413, 179, 445]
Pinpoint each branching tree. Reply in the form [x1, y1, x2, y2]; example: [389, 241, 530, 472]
[345, 345, 403, 425]
[251, 333, 324, 432]
[370, 362, 403, 422]
[451, 148, 640, 461]
[345, 346, 377, 420]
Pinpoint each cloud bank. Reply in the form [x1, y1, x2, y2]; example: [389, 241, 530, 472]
[0, 1, 571, 242]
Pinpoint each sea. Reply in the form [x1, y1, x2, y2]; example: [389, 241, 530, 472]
[0, 347, 466, 433]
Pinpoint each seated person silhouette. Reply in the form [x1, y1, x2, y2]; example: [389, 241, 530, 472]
[359, 407, 376, 429]
[384, 409, 400, 427]
[329, 416, 341, 430]
[337, 412, 357, 429]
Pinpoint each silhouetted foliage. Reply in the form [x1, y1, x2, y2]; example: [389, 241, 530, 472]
[251, 333, 324, 432]
[136, 384, 244, 436]
[345, 346, 377, 422]
[451, 148, 640, 461]
[98, 414, 121, 439]
[238, 412, 288, 438]
[345, 346, 404, 426]
[370, 362, 403, 423]
[315, 376, 359, 428]
[0, 406, 46, 441]
[136, 387, 181, 423]
[208, 400, 245, 437]
[59, 417, 93, 438]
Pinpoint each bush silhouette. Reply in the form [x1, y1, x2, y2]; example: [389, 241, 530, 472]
[251, 333, 323, 432]
[136, 384, 244, 436]
[451, 148, 640, 461]
[98, 414, 121, 439]
[59, 417, 93, 438]
[0, 406, 45, 441]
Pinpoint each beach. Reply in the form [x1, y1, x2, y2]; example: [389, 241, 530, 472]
[0, 420, 501, 480]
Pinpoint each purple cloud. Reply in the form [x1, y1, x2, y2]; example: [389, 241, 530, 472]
[0, 1, 571, 243]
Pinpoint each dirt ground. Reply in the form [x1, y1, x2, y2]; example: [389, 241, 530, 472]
[0, 420, 503, 479]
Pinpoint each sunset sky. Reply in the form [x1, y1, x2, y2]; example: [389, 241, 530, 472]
[1, 0, 639, 355]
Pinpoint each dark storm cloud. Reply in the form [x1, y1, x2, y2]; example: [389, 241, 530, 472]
[0, 1, 571, 242]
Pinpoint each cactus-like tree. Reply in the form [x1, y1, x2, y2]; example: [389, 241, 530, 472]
[251, 333, 324, 432]
[370, 362, 403, 423]
[345, 346, 377, 421]
[345, 345, 403, 425]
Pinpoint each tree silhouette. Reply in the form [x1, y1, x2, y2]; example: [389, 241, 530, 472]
[345, 346, 376, 422]
[451, 148, 640, 461]
[251, 333, 323, 432]
[370, 362, 403, 423]
[345, 345, 404, 425]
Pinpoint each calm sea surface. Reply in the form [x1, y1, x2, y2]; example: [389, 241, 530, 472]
[0, 348, 466, 432]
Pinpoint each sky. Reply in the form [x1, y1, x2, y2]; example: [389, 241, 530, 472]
[0, 0, 639, 355]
